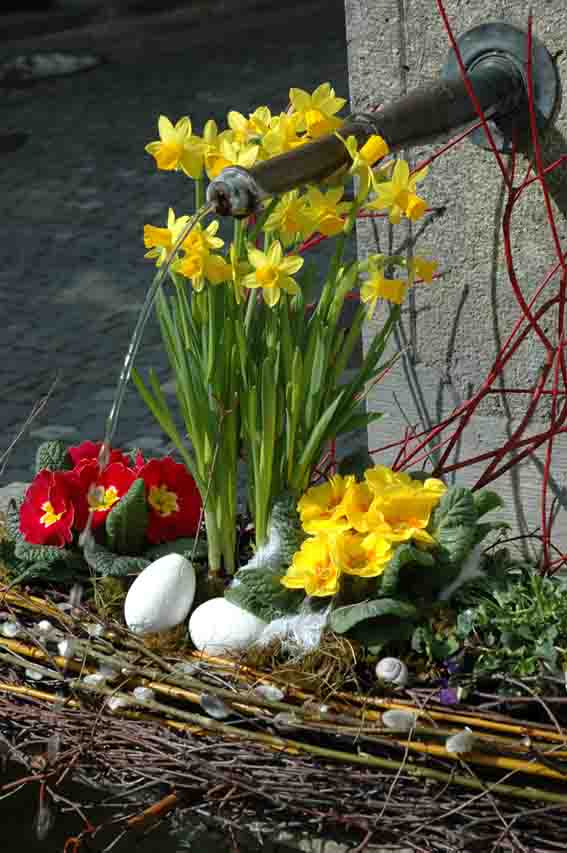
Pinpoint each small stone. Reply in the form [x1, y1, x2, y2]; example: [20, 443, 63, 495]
[382, 709, 417, 731]
[1, 621, 20, 639]
[57, 639, 77, 659]
[253, 684, 285, 702]
[25, 668, 44, 682]
[83, 673, 107, 687]
[106, 696, 129, 713]
[445, 727, 475, 755]
[200, 693, 232, 719]
[132, 686, 154, 702]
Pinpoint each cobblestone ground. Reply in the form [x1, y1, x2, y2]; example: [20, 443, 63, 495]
[0, 0, 353, 483]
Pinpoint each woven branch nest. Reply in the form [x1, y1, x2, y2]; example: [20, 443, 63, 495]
[1, 584, 567, 853]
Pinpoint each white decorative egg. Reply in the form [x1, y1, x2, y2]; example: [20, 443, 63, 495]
[189, 597, 266, 656]
[124, 554, 196, 635]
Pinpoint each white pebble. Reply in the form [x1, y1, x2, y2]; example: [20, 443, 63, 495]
[445, 727, 475, 755]
[83, 673, 107, 687]
[84, 623, 104, 638]
[132, 686, 154, 702]
[382, 709, 417, 731]
[57, 639, 77, 659]
[37, 620, 54, 635]
[106, 695, 129, 713]
[1, 621, 20, 639]
[25, 667, 44, 682]
[253, 684, 285, 702]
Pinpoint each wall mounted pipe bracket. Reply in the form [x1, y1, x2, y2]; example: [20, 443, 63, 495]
[442, 22, 560, 152]
[207, 21, 561, 217]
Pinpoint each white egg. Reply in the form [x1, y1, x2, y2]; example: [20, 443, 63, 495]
[124, 554, 196, 635]
[189, 598, 266, 656]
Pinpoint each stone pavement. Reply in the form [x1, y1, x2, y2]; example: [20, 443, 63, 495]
[0, 0, 351, 483]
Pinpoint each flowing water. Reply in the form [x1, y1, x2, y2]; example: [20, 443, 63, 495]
[78, 203, 213, 559]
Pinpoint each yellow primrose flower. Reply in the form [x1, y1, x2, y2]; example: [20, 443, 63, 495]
[341, 480, 374, 532]
[242, 241, 303, 307]
[368, 160, 429, 224]
[227, 106, 272, 145]
[331, 530, 393, 578]
[340, 134, 390, 201]
[262, 112, 305, 157]
[360, 268, 409, 315]
[304, 186, 351, 237]
[408, 255, 438, 284]
[145, 115, 204, 179]
[264, 191, 315, 247]
[364, 468, 447, 547]
[298, 474, 355, 535]
[289, 82, 346, 138]
[143, 208, 191, 267]
[365, 465, 413, 494]
[280, 535, 340, 597]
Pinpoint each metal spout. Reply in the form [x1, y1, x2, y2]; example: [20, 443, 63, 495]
[207, 22, 559, 218]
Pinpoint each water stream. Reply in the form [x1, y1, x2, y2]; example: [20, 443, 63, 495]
[78, 202, 213, 559]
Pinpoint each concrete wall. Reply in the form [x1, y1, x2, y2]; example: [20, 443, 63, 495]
[345, 0, 567, 555]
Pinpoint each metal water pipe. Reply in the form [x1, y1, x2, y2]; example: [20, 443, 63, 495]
[207, 22, 559, 218]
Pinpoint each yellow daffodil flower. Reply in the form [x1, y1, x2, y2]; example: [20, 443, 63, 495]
[145, 115, 204, 179]
[143, 208, 191, 267]
[408, 255, 438, 284]
[360, 268, 409, 315]
[203, 119, 260, 180]
[262, 112, 305, 157]
[340, 134, 390, 201]
[289, 82, 346, 138]
[242, 241, 303, 307]
[227, 106, 272, 145]
[368, 160, 429, 224]
[280, 535, 340, 597]
[264, 191, 316, 247]
[174, 221, 229, 291]
[297, 474, 355, 535]
[304, 186, 351, 237]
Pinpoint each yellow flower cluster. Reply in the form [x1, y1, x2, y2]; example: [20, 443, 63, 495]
[143, 83, 438, 307]
[281, 466, 447, 597]
[144, 211, 230, 291]
[144, 83, 346, 183]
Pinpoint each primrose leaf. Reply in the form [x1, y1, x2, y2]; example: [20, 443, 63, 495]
[35, 440, 72, 474]
[329, 598, 418, 645]
[225, 568, 304, 623]
[105, 478, 148, 556]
